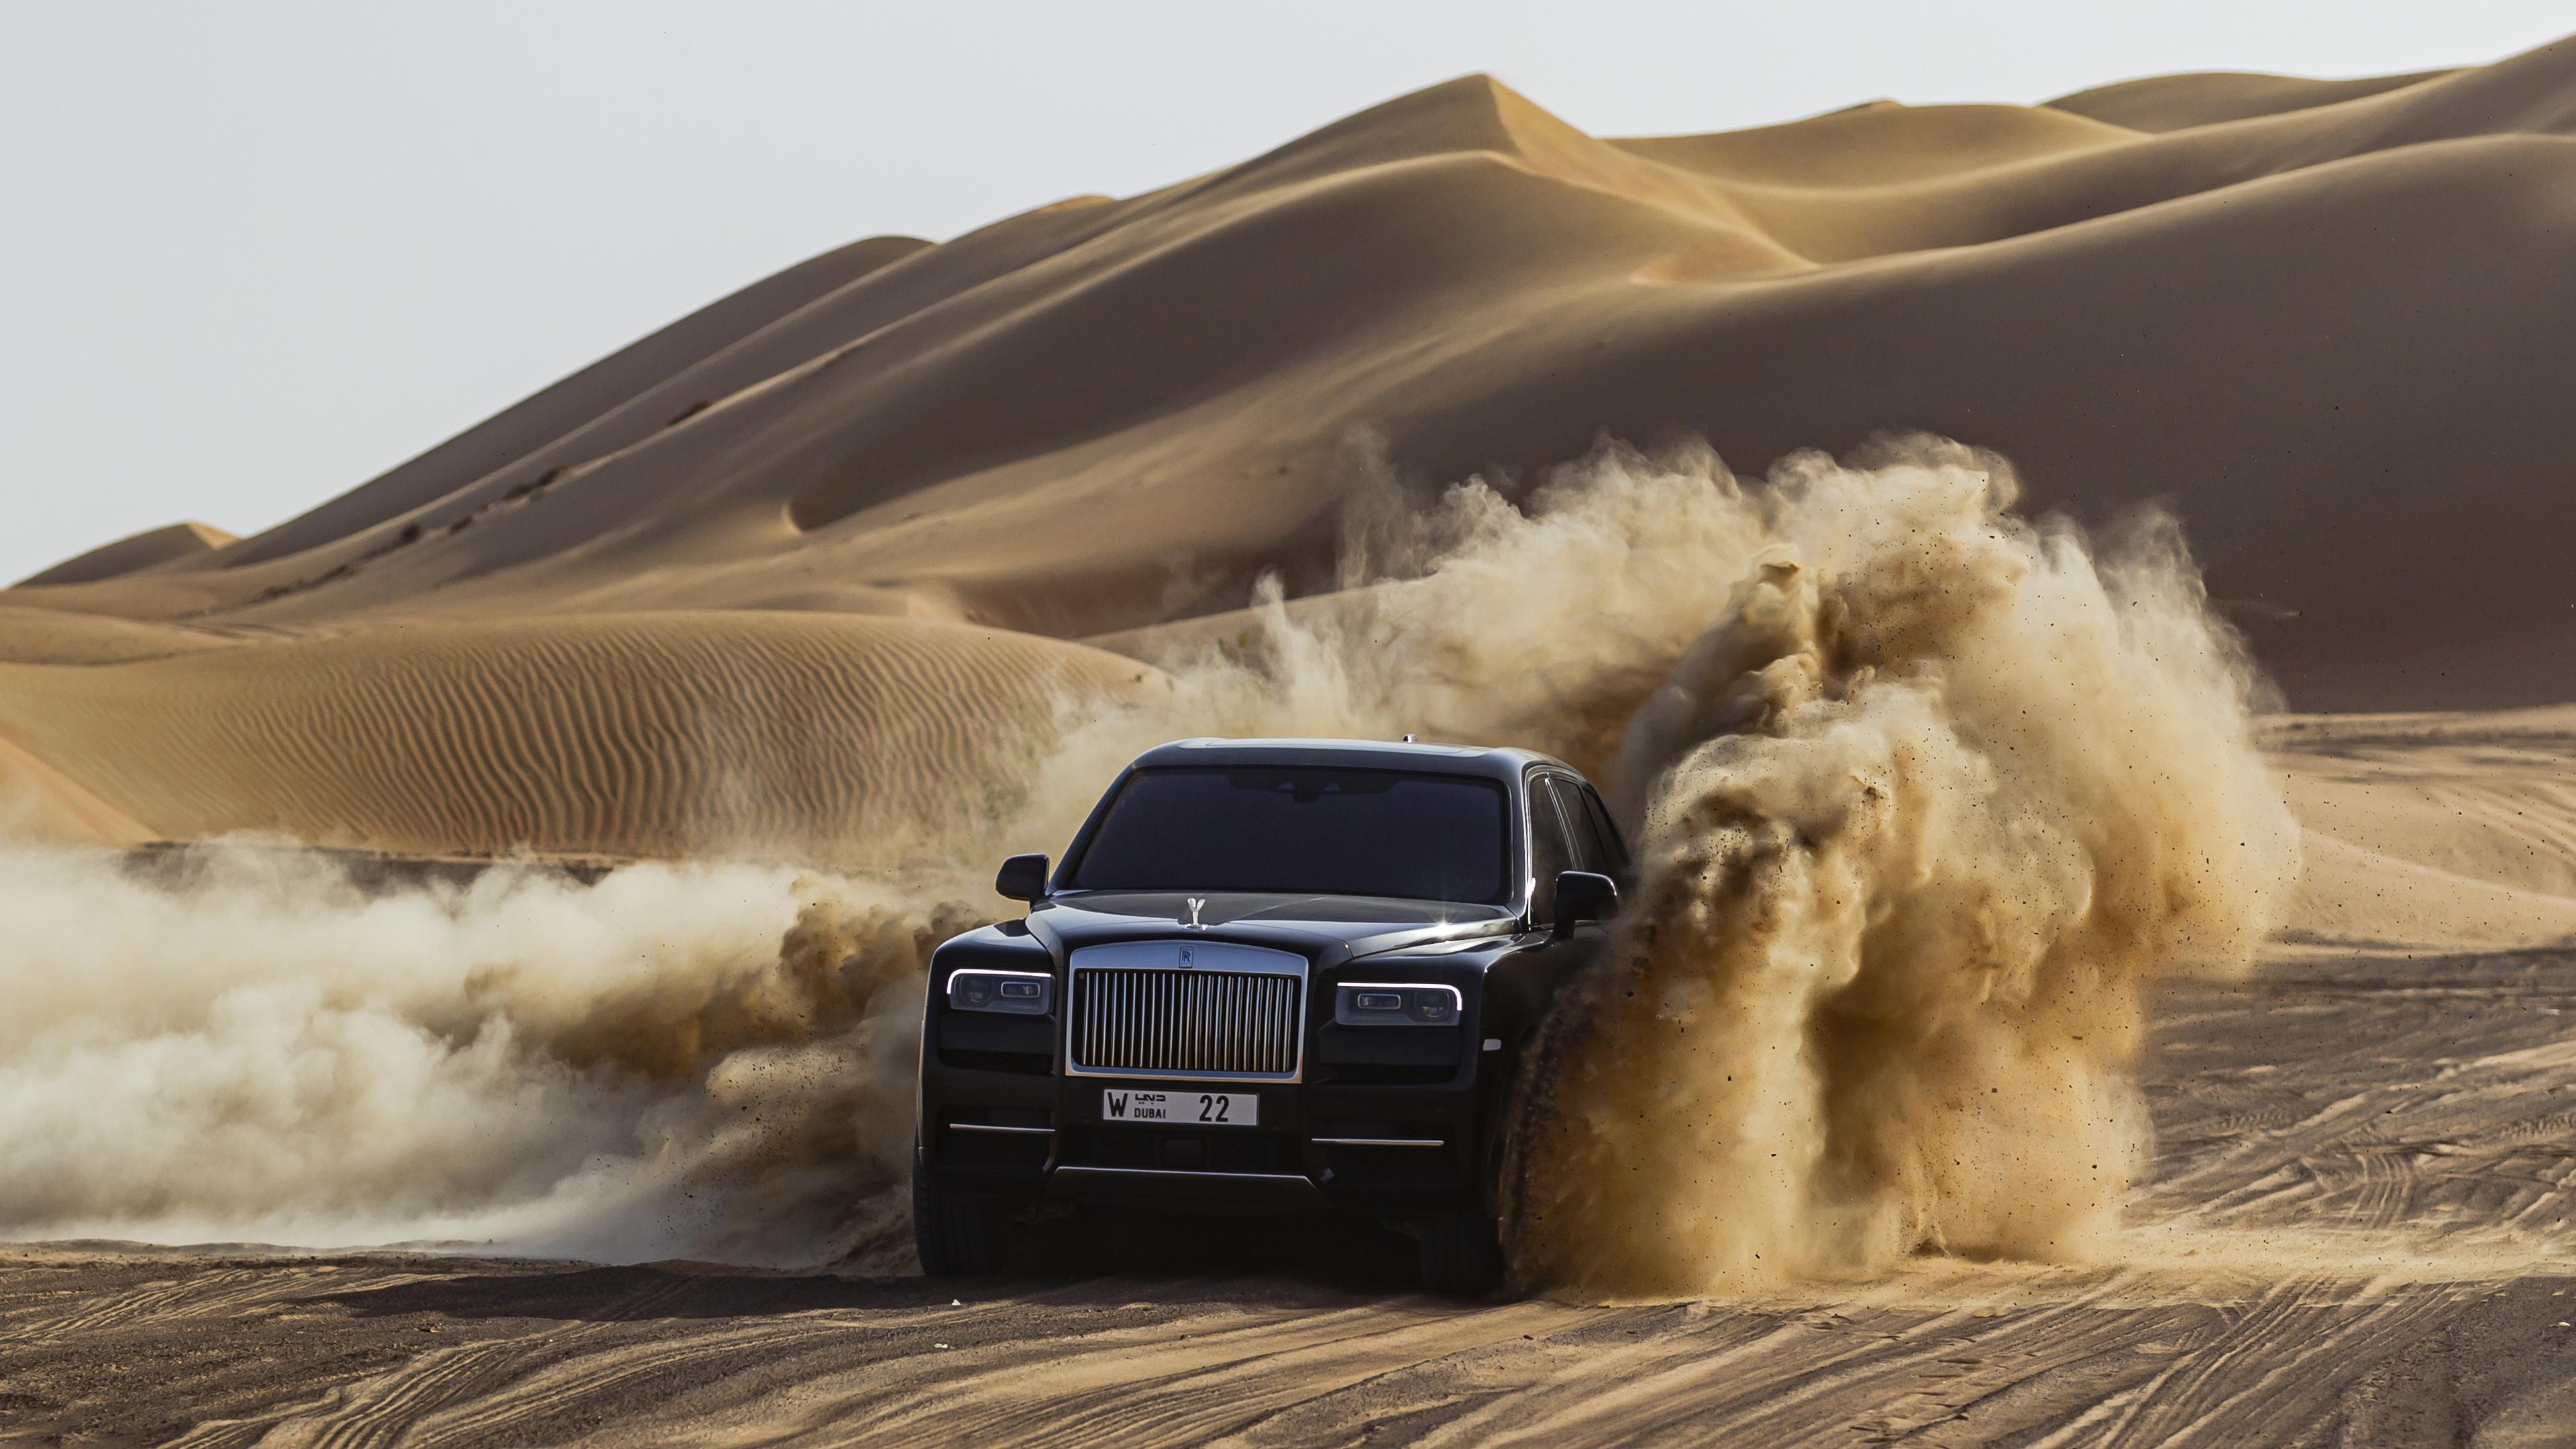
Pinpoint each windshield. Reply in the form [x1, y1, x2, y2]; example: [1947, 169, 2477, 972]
[1065, 766, 1513, 904]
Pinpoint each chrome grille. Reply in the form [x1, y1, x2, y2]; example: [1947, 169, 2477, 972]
[1065, 941, 1307, 1081]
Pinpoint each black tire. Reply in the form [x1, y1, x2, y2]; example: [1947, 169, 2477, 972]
[911, 1138, 1006, 1276]
[1415, 1212, 1505, 1297]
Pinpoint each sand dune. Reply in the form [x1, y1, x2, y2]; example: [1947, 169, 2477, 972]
[2047, 67, 2461, 131]
[0, 612, 1159, 861]
[2270, 708, 2576, 953]
[15, 521, 237, 588]
[0, 734, 150, 845]
[9, 38, 2576, 725]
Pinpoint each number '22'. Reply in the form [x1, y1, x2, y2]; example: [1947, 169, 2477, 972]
[1197, 1095, 1230, 1122]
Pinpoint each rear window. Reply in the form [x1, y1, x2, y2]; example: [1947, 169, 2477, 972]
[1065, 766, 1511, 904]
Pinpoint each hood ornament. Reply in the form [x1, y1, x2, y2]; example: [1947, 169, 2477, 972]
[1184, 897, 1206, 930]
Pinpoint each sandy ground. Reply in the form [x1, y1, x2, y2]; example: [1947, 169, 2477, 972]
[9, 933, 2576, 1447]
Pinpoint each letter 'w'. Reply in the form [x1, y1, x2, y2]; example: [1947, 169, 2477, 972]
[1109, 1092, 1126, 1116]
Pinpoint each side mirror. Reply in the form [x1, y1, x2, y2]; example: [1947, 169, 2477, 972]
[995, 853, 1051, 904]
[1553, 870, 1618, 936]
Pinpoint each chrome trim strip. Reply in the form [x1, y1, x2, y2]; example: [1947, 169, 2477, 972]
[1311, 1136, 1447, 1148]
[1069, 940, 1305, 973]
[945, 1122, 1055, 1136]
[1053, 1165, 1316, 1185]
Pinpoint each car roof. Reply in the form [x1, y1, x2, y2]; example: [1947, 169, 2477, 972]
[1127, 737, 1578, 786]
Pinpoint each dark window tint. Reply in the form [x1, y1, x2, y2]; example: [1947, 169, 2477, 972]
[1547, 777, 1611, 875]
[1527, 778, 1573, 923]
[1577, 785, 1629, 879]
[1067, 767, 1511, 904]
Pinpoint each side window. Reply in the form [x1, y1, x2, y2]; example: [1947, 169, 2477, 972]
[1576, 783, 1628, 881]
[1548, 777, 1611, 875]
[1527, 777, 1573, 924]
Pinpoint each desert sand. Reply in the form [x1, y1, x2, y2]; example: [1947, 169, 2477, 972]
[6, 38, 2576, 1446]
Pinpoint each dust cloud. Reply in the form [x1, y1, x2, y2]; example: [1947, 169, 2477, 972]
[0, 436, 2294, 1284]
[0, 845, 976, 1265]
[1493, 446, 2300, 1293]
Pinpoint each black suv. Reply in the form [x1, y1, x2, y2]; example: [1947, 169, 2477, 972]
[910, 737, 1625, 1294]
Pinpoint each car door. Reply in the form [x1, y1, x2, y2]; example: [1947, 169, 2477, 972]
[1485, 771, 1594, 1051]
[1540, 774, 1619, 964]
[1471, 771, 1595, 1193]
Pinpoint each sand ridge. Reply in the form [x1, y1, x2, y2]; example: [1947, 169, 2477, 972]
[15, 521, 238, 588]
[0, 612, 1165, 863]
[2268, 708, 2576, 954]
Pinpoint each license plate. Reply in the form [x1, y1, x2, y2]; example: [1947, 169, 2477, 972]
[1102, 1088, 1258, 1127]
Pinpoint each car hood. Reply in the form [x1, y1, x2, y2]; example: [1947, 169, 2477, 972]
[1024, 891, 1524, 965]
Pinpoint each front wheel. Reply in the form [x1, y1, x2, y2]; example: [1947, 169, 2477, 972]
[911, 1138, 1006, 1276]
[1414, 1212, 1505, 1297]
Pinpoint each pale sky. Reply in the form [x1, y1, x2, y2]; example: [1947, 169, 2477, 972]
[3, 1, 2567, 585]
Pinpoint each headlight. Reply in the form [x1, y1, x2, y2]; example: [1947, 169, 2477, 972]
[1334, 982, 1462, 1026]
[947, 969, 1052, 1016]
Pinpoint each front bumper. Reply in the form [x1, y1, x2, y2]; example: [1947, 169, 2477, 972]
[919, 1046, 1488, 1218]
